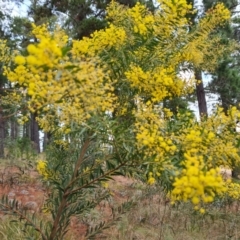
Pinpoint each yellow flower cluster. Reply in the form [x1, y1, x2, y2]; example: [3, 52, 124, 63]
[125, 65, 185, 103]
[105, 0, 232, 103]
[228, 106, 240, 119]
[14, 24, 67, 68]
[147, 172, 156, 185]
[134, 101, 178, 177]
[159, 0, 192, 19]
[182, 3, 231, 69]
[0, 40, 11, 63]
[135, 104, 240, 200]
[175, 107, 240, 169]
[126, 2, 154, 35]
[72, 24, 126, 56]
[206, 2, 230, 22]
[221, 180, 240, 200]
[36, 160, 49, 180]
[171, 152, 226, 205]
[53, 139, 70, 150]
[6, 24, 116, 131]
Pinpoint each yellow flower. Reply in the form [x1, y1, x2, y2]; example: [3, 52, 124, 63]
[101, 182, 109, 188]
[191, 196, 199, 205]
[14, 56, 25, 65]
[199, 208, 205, 214]
[147, 177, 155, 185]
[26, 55, 38, 65]
[37, 160, 49, 180]
[27, 44, 38, 54]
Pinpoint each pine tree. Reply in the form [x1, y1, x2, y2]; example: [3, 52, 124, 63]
[203, 0, 240, 113]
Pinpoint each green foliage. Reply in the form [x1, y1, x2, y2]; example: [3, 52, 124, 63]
[209, 55, 240, 111]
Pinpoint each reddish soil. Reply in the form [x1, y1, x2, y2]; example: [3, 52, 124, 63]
[0, 167, 45, 211]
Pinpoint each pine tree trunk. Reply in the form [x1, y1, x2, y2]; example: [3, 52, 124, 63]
[10, 119, 18, 139]
[30, 113, 40, 153]
[23, 121, 30, 138]
[43, 132, 51, 150]
[219, 91, 229, 114]
[195, 70, 208, 118]
[0, 112, 4, 158]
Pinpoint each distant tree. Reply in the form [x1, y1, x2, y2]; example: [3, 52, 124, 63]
[203, 0, 240, 114]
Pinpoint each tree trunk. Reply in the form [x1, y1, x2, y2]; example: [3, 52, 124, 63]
[10, 119, 18, 139]
[0, 112, 4, 158]
[219, 90, 230, 115]
[30, 113, 40, 153]
[24, 120, 30, 144]
[43, 131, 51, 151]
[195, 70, 208, 118]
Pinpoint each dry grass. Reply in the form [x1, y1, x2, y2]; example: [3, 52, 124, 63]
[97, 177, 240, 240]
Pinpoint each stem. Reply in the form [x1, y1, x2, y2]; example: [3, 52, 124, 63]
[49, 194, 68, 240]
[113, 139, 124, 164]
[0, 112, 18, 120]
[64, 139, 91, 190]
[73, 138, 90, 179]
[49, 138, 90, 240]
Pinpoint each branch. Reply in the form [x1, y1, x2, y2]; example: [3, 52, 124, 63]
[0, 111, 19, 121]
[72, 138, 90, 179]
[49, 138, 90, 239]
[66, 161, 127, 197]
[65, 155, 112, 189]
[49, 195, 68, 240]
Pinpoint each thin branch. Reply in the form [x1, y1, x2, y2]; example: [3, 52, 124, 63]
[72, 138, 90, 179]
[65, 155, 112, 189]
[0, 111, 19, 121]
[113, 138, 124, 164]
[66, 161, 127, 197]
